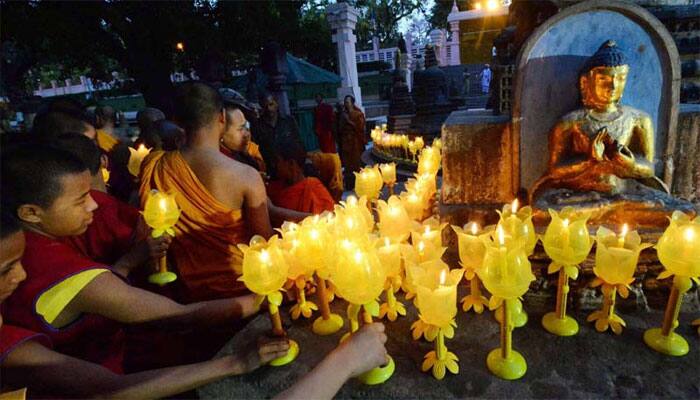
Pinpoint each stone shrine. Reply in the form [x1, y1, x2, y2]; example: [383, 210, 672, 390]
[387, 36, 415, 134]
[410, 45, 454, 138]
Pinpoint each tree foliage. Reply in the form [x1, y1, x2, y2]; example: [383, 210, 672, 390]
[0, 0, 429, 110]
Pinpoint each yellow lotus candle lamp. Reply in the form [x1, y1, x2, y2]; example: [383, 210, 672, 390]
[329, 242, 395, 385]
[541, 207, 593, 336]
[432, 138, 442, 150]
[377, 237, 407, 321]
[379, 163, 397, 195]
[412, 265, 463, 380]
[377, 195, 414, 242]
[354, 166, 384, 203]
[480, 226, 535, 380]
[417, 146, 441, 176]
[128, 144, 151, 177]
[401, 190, 426, 222]
[294, 216, 344, 336]
[494, 200, 536, 327]
[452, 222, 489, 314]
[588, 225, 651, 335]
[278, 224, 318, 321]
[407, 140, 420, 162]
[411, 217, 447, 248]
[143, 190, 180, 286]
[644, 211, 700, 356]
[402, 240, 446, 300]
[238, 235, 299, 366]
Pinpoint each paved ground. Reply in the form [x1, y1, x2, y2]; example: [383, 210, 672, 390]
[198, 288, 700, 399]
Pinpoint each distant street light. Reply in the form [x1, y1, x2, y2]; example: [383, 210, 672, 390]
[176, 42, 185, 52]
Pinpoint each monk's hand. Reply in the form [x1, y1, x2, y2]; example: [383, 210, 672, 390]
[147, 233, 173, 261]
[233, 336, 290, 373]
[334, 323, 388, 378]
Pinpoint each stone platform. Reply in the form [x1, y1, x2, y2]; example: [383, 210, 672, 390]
[198, 291, 699, 399]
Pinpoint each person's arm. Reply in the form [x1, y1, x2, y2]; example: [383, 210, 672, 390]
[63, 272, 260, 328]
[267, 198, 310, 225]
[112, 234, 172, 278]
[274, 323, 388, 400]
[3, 336, 289, 399]
[243, 167, 275, 238]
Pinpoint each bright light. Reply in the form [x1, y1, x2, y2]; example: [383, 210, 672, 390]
[684, 227, 695, 242]
[439, 269, 447, 286]
[562, 219, 570, 228]
[470, 222, 479, 235]
[486, 0, 498, 10]
[620, 223, 629, 239]
[474, 2, 482, 10]
[176, 42, 185, 51]
[497, 225, 505, 246]
[511, 198, 519, 214]
[354, 250, 364, 264]
[259, 250, 270, 264]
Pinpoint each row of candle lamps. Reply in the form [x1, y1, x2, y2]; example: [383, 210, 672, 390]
[370, 124, 441, 164]
[135, 140, 700, 384]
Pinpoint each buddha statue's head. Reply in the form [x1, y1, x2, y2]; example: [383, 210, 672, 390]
[579, 41, 629, 112]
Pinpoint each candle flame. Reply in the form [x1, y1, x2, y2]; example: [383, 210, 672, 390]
[138, 144, 146, 151]
[408, 193, 419, 203]
[470, 222, 479, 235]
[310, 229, 319, 240]
[291, 239, 299, 248]
[439, 269, 447, 285]
[417, 241, 425, 253]
[620, 223, 629, 238]
[159, 197, 168, 211]
[259, 249, 271, 264]
[424, 225, 431, 234]
[346, 218, 354, 229]
[684, 227, 695, 242]
[497, 225, 505, 246]
[389, 206, 399, 216]
[562, 218, 569, 228]
[511, 198, 519, 214]
[384, 237, 390, 247]
[347, 196, 357, 207]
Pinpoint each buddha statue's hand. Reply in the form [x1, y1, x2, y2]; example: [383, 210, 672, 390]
[590, 128, 611, 161]
[611, 144, 636, 172]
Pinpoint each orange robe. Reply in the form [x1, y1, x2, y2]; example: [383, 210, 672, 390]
[306, 151, 344, 201]
[139, 151, 250, 302]
[267, 177, 335, 214]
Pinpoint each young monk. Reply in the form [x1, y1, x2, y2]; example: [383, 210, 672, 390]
[220, 103, 266, 172]
[0, 211, 292, 399]
[0, 143, 276, 373]
[267, 139, 335, 214]
[139, 82, 275, 302]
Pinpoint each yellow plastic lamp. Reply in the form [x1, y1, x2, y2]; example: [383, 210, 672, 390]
[379, 163, 397, 195]
[644, 211, 700, 356]
[412, 264, 463, 380]
[278, 225, 318, 321]
[400, 190, 426, 222]
[411, 217, 447, 249]
[588, 225, 650, 334]
[377, 237, 406, 321]
[376, 195, 414, 242]
[354, 166, 384, 202]
[329, 242, 394, 385]
[541, 207, 593, 336]
[238, 235, 299, 366]
[452, 222, 490, 314]
[142, 190, 180, 286]
[128, 144, 151, 177]
[480, 226, 534, 380]
[293, 216, 344, 336]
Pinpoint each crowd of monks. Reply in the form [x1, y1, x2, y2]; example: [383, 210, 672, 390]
[0, 82, 386, 399]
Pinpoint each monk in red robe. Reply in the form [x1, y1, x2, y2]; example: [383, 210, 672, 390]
[314, 94, 336, 153]
[267, 139, 335, 214]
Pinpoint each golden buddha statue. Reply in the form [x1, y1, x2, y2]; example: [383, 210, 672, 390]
[530, 41, 693, 226]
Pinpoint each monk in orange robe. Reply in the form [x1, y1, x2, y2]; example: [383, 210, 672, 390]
[338, 95, 366, 189]
[139, 83, 273, 302]
[267, 139, 335, 214]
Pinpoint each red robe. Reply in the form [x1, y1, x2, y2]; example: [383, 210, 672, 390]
[2, 231, 126, 374]
[314, 103, 336, 153]
[267, 177, 335, 214]
[0, 325, 51, 362]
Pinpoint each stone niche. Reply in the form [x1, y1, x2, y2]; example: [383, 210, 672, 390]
[440, 0, 698, 312]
